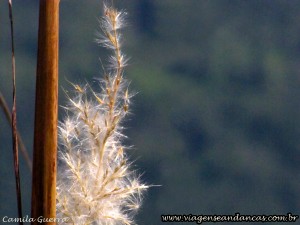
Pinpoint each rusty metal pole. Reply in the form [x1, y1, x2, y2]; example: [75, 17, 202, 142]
[31, 0, 60, 224]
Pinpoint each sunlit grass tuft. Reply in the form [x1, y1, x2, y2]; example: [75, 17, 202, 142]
[56, 4, 148, 225]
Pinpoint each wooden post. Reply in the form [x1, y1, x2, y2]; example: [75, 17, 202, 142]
[31, 0, 60, 224]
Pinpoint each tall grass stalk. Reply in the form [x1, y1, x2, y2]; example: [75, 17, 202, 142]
[31, 0, 60, 224]
[8, 0, 23, 223]
[56, 3, 148, 225]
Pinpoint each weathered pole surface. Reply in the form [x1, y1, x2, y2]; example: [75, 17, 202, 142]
[31, 0, 60, 224]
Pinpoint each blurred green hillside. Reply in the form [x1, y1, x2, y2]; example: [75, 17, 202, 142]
[0, 1, 299, 224]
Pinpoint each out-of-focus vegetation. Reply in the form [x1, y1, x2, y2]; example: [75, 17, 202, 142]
[0, 1, 299, 224]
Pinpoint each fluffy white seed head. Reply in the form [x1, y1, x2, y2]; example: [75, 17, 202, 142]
[56, 4, 147, 225]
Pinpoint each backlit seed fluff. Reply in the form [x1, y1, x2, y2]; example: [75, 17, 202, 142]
[56, 4, 148, 225]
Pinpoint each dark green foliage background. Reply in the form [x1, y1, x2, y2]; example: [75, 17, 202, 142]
[0, 1, 299, 224]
